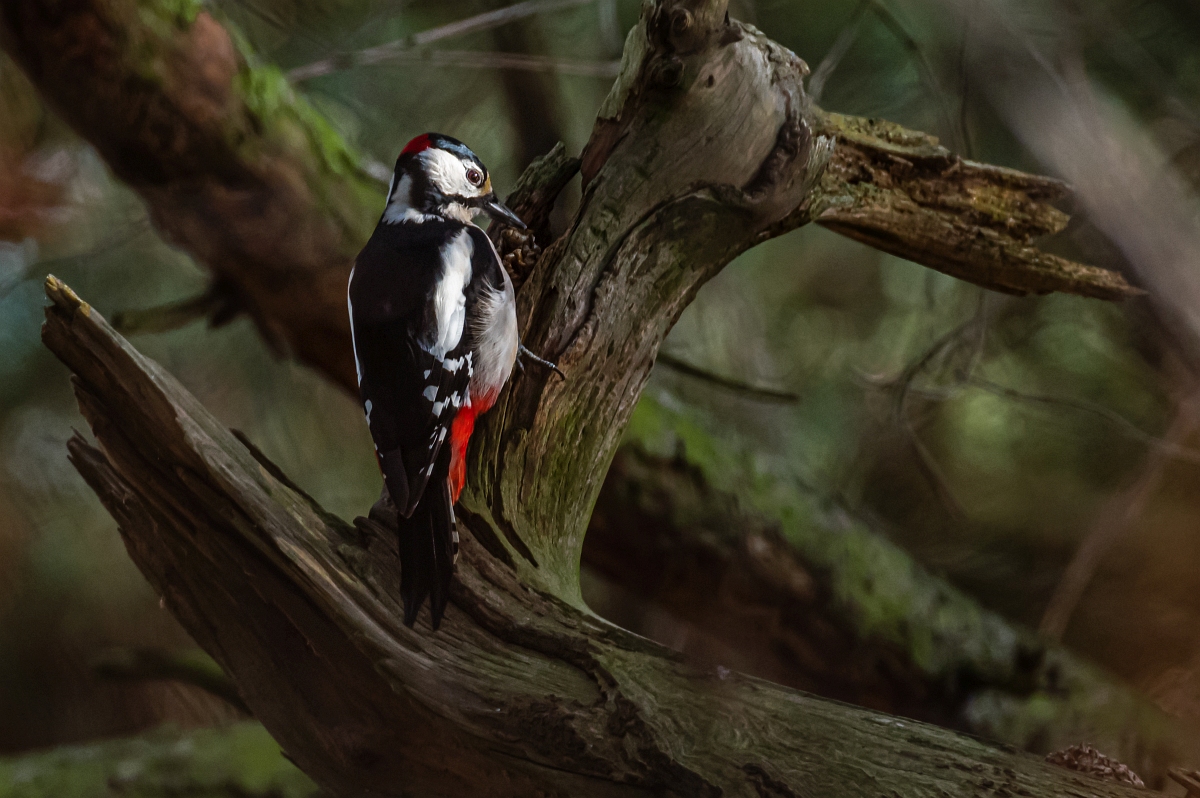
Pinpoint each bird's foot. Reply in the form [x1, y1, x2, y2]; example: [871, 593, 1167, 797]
[518, 344, 565, 380]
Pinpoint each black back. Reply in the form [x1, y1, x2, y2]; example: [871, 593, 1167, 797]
[352, 220, 459, 513]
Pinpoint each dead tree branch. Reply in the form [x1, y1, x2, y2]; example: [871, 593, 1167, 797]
[812, 113, 1136, 299]
[43, 274, 1152, 797]
[5, 0, 1162, 791]
[286, 0, 599, 82]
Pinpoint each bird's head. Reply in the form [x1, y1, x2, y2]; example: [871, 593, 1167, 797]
[383, 133, 525, 229]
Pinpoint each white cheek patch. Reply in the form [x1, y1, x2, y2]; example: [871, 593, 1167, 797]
[421, 148, 482, 199]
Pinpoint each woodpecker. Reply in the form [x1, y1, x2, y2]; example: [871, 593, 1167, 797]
[349, 133, 549, 629]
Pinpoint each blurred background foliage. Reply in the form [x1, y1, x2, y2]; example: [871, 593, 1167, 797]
[1, 0, 1200, 766]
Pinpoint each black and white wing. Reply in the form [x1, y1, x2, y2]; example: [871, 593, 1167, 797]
[348, 221, 473, 518]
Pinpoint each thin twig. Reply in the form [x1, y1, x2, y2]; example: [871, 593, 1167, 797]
[863, 295, 992, 518]
[971, 379, 1200, 468]
[808, 0, 871, 103]
[905, 411, 968, 519]
[288, 0, 599, 82]
[956, 3, 976, 158]
[888, 305, 988, 417]
[657, 353, 800, 403]
[890, 317, 983, 517]
[32, 220, 153, 272]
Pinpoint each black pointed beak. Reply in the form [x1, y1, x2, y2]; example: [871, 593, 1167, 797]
[483, 197, 526, 229]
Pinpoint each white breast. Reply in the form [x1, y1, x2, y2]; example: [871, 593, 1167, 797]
[427, 230, 473, 359]
[470, 264, 518, 400]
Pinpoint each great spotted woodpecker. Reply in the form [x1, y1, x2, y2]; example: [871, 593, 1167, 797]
[349, 133, 546, 629]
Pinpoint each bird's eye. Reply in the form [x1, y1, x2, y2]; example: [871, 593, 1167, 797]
[466, 168, 484, 187]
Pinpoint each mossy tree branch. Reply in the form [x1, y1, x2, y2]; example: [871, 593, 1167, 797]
[8, 0, 1156, 792]
[586, 441, 1199, 783]
[0, 0, 381, 388]
[811, 113, 1136, 300]
[454, 4, 1133, 603]
[43, 274, 1148, 797]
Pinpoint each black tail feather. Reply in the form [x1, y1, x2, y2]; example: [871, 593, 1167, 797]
[396, 478, 457, 629]
[378, 448, 411, 517]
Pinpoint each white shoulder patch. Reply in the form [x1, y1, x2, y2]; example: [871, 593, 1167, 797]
[426, 229, 474, 359]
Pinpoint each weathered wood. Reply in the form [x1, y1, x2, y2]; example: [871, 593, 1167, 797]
[10, 0, 1154, 793]
[44, 275, 1148, 797]
[454, 5, 1136, 614]
[1, 0, 1136, 603]
[812, 113, 1138, 300]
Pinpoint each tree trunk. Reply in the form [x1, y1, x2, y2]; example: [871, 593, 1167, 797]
[7, 0, 1163, 793]
[44, 274, 1149, 796]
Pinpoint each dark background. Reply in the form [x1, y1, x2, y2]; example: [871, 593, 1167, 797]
[2, 0, 1200, 758]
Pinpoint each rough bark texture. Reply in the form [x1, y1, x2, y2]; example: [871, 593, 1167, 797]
[43, 275, 1152, 798]
[454, 6, 1135, 606]
[811, 114, 1136, 300]
[5, 0, 1163, 794]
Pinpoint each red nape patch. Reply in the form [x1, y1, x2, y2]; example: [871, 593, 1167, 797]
[401, 134, 433, 155]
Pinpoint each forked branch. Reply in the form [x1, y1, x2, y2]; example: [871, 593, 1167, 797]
[0, 0, 1134, 406]
[44, 275, 1145, 796]
[9, 0, 1153, 792]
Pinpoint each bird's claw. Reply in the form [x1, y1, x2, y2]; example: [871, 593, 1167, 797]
[518, 344, 565, 380]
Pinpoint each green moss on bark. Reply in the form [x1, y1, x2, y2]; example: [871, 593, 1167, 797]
[0, 723, 317, 798]
[622, 390, 1200, 779]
